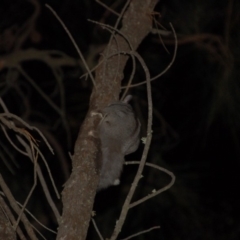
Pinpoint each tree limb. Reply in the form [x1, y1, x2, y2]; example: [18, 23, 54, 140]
[56, 0, 159, 239]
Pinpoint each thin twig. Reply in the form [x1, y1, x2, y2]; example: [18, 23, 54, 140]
[0, 98, 60, 221]
[110, 50, 153, 240]
[120, 53, 136, 100]
[121, 23, 178, 88]
[152, 15, 170, 54]
[91, 218, 104, 240]
[18, 66, 62, 117]
[16, 200, 57, 234]
[86, 0, 131, 88]
[102, 0, 131, 86]
[125, 161, 175, 208]
[0, 194, 27, 240]
[121, 226, 160, 240]
[0, 126, 60, 223]
[87, 20, 136, 100]
[0, 98, 54, 154]
[0, 99, 59, 200]
[17, 136, 61, 222]
[30, 224, 47, 240]
[36, 148, 60, 199]
[14, 137, 38, 230]
[45, 4, 96, 87]
[80, 49, 136, 99]
[95, 0, 120, 16]
[0, 123, 28, 156]
[9, 112, 54, 153]
[88, 16, 137, 99]
[80, 2, 134, 85]
[0, 174, 38, 240]
[88, 19, 134, 54]
[36, 164, 61, 222]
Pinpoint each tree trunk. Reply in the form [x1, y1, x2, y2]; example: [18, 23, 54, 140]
[56, 0, 158, 239]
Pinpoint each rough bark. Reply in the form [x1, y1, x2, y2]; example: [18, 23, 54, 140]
[0, 207, 16, 240]
[56, 0, 158, 239]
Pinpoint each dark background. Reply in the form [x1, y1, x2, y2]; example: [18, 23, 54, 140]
[0, 0, 240, 239]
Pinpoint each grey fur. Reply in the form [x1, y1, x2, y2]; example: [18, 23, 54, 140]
[97, 95, 141, 190]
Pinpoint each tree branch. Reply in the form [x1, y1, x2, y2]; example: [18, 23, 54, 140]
[56, 0, 159, 239]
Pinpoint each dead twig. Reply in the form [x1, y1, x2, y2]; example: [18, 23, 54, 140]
[45, 4, 96, 87]
[0, 98, 61, 222]
[121, 23, 178, 88]
[125, 161, 175, 208]
[95, 0, 120, 17]
[0, 194, 26, 240]
[110, 50, 153, 240]
[121, 226, 160, 240]
[0, 175, 37, 240]
[91, 218, 104, 240]
[14, 198, 57, 234]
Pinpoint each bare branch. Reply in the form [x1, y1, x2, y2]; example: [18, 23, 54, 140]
[35, 165, 61, 222]
[95, 0, 120, 17]
[91, 218, 104, 240]
[45, 4, 96, 87]
[121, 226, 160, 240]
[17, 136, 61, 222]
[110, 50, 153, 240]
[0, 194, 26, 240]
[14, 138, 38, 230]
[0, 175, 37, 240]
[0, 205, 17, 240]
[0, 124, 28, 156]
[17, 66, 63, 117]
[57, 1, 159, 239]
[102, 0, 131, 85]
[121, 23, 178, 89]
[0, 98, 54, 154]
[125, 161, 175, 208]
[15, 200, 57, 234]
[0, 98, 61, 222]
[87, 18, 137, 100]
